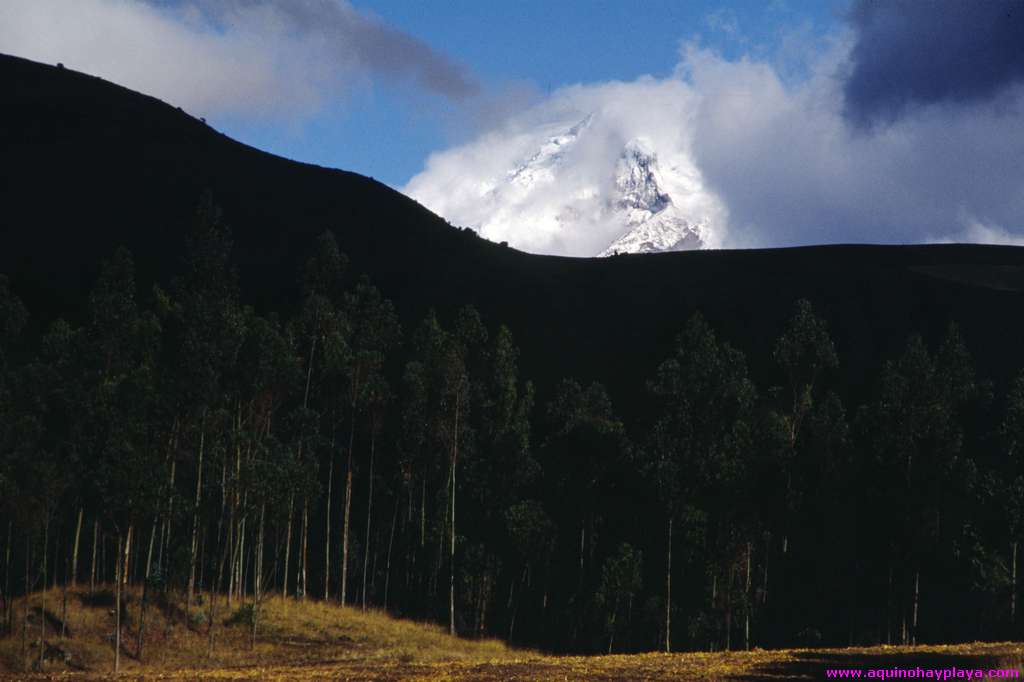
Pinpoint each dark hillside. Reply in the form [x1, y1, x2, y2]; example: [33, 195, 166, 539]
[3, 52, 1024, 416]
[9, 53, 1024, 658]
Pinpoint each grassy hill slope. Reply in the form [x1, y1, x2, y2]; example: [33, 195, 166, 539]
[0, 586, 525, 678]
[3, 588, 1024, 680]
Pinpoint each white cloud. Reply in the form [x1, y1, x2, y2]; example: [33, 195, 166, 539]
[0, 0, 477, 120]
[405, 77, 729, 256]
[406, 36, 1024, 255]
[929, 213, 1024, 247]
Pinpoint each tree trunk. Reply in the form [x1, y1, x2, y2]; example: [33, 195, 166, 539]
[762, 535, 769, 606]
[384, 498, 398, 610]
[222, 460, 233, 609]
[745, 541, 752, 650]
[1007, 540, 1015, 622]
[911, 568, 919, 645]
[39, 518, 48, 672]
[607, 598, 618, 654]
[886, 563, 892, 645]
[226, 519, 238, 606]
[449, 399, 460, 637]
[282, 494, 294, 598]
[901, 595, 908, 645]
[136, 565, 149, 662]
[122, 525, 132, 592]
[507, 577, 517, 642]
[160, 426, 178, 576]
[207, 586, 216, 659]
[240, 520, 249, 602]
[252, 504, 265, 650]
[209, 522, 230, 659]
[420, 477, 426, 549]
[324, 458, 333, 601]
[665, 515, 672, 653]
[342, 412, 356, 606]
[70, 508, 83, 588]
[52, 524, 58, 590]
[198, 527, 206, 594]
[188, 418, 207, 619]
[300, 499, 309, 600]
[115, 533, 122, 674]
[145, 521, 156, 581]
[362, 422, 376, 611]
[4, 521, 11, 636]
[21, 533, 29, 669]
[579, 524, 585, 574]
[90, 520, 98, 594]
[61, 560, 68, 639]
[239, 514, 248, 602]
[725, 565, 733, 652]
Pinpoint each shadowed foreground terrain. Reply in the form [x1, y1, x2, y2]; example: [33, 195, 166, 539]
[2, 588, 1022, 680]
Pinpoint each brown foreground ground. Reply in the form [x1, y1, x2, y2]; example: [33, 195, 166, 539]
[2, 587, 1023, 680]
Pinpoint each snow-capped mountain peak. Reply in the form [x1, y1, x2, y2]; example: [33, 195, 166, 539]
[596, 137, 709, 256]
[506, 114, 592, 189]
[615, 138, 671, 213]
[406, 112, 723, 257]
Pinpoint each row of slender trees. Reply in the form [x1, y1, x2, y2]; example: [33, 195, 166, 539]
[3, 200, 1024, 658]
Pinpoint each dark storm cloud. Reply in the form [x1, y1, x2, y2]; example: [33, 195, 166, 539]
[0, 0, 478, 120]
[193, 0, 479, 101]
[842, 0, 1024, 127]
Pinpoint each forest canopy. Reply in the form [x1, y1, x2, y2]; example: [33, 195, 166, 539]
[1, 198, 1022, 659]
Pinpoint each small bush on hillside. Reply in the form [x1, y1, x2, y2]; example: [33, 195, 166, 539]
[225, 604, 255, 627]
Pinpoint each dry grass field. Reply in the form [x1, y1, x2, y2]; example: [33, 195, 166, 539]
[2, 588, 1023, 680]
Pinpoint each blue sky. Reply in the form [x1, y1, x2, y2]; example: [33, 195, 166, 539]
[3, 0, 1022, 252]
[213, 0, 847, 187]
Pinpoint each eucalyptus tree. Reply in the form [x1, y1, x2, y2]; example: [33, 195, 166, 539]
[339, 279, 399, 606]
[153, 195, 246, 617]
[0, 275, 25, 379]
[360, 371, 394, 609]
[769, 298, 838, 586]
[2, 318, 78, 669]
[503, 499, 554, 641]
[398, 318, 437, 586]
[796, 390, 852, 640]
[773, 299, 838, 448]
[858, 325, 981, 645]
[397, 307, 484, 632]
[0, 275, 26, 633]
[597, 543, 643, 653]
[0, 283, 66, 649]
[287, 231, 349, 600]
[542, 378, 624, 647]
[859, 335, 936, 644]
[645, 312, 756, 651]
[223, 311, 298, 638]
[221, 309, 299, 606]
[81, 248, 163, 667]
[443, 306, 487, 635]
[465, 324, 537, 636]
[997, 372, 1024, 628]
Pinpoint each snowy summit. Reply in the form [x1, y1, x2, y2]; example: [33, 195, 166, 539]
[405, 109, 725, 257]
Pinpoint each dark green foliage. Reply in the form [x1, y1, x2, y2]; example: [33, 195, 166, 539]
[504, 500, 555, 565]
[646, 312, 757, 512]
[596, 543, 643, 652]
[773, 299, 838, 443]
[5, 236, 1024, 656]
[9, 53, 1024, 657]
[83, 249, 163, 529]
